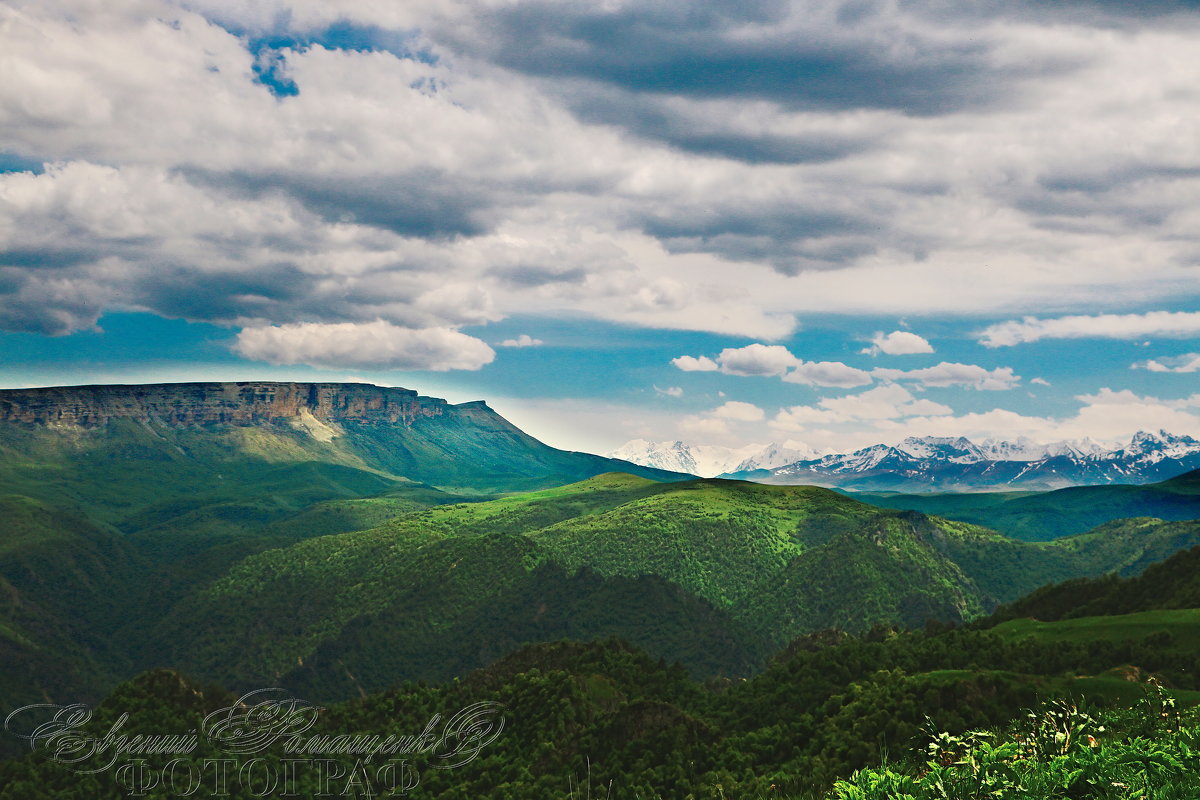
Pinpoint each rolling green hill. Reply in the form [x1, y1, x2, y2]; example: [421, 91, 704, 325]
[0, 495, 145, 707]
[988, 540, 1200, 625]
[147, 474, 1200, 699]
[853, 467, 1200, 540]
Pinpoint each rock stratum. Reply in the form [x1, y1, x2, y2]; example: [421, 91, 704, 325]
[0, 381, 687, 500]
[0, 381, 486, 427]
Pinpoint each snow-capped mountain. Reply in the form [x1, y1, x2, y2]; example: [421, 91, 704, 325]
[614, 431, 1200, 490]
[748, 430, 1200, 491]
[730, 442, 817, 473]
[607, 439, 814, 478]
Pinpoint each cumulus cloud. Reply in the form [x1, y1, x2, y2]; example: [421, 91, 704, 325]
[773, 384, 953, 431]
[499, 334, 543, 347]
[716, 344, 800, 376]
[677, 399, 766, 438]
[861, 330, 934, 356]
[233, 320, 496, 371]
[1031, 377, 1052, 386]
[671, 355, 719, 372]
[765, 384, 1200, 453]
[874, 362, 1021, 390]
[979, 312, 1200, 347]
[679, 415, 731, 436]
[783, 361, 874, 388]
[1135, 353, 1200, 373]
[2, 0, 1200, 348]
[671, 343, 872, 387]
[712, 401, 766, 422]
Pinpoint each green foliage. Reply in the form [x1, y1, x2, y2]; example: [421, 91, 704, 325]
[145, 475, 1200, 699]
[832, 688, 1200, 799]
[3, 631, 1199, 799]
[856, 468, 1200, 541]
[989, 543, 1200, 624]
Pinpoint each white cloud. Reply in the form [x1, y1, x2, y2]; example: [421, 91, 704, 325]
[3, 1, 1200, 346]
[671, 355, 719, 372]
[490, 384, 1200, 457]
[979, 312, 1200, 348]
[672, 344, 871, 387]
[499, 334, 543, 347]
[674, 400, 767, 440]
[773, 384, 954, 431]
[783, 361, 874, 388]
[233, 320, 495, 371]
[679, 415, 730, 436]
[861, 330, 934, 356]
[654, 385, 684, 397]
[716, 344, 800, 377]
[711, 401, 765, 422]
[1135, 353, 1200, 374]
[873, 362, 1020, 390]
[1031, 377, 1051, 386]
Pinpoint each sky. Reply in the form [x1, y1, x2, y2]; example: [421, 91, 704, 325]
[2, 0, 1200, 454]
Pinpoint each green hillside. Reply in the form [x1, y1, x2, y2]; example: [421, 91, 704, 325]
[5, 626, 1200, 799]
[147, 474, 1200, 699]
[989, 541, 1200, 624]
[0, 383, 689, 541]
[0, 495, 144, 707]
[994, 609, 1200, 651]
[854, 467, 1200, 540]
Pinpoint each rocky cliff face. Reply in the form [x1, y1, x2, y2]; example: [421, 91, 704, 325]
[0, 382, 464, 427]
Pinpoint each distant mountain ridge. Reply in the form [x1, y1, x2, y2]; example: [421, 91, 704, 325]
[607, 439, 814, 478]
[613, 431, 1200, 490]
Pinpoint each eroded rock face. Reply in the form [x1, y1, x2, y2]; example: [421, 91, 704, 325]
[0, 382, 454, 427]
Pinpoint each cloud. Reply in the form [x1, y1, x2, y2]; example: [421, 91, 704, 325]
[769, 384, 1200, 452]
[716, 344, 800, 376]
[233, 320, 495, 371]
[4, 0, 1200, 351]
[861, 330, 934, 356]
[680, 415, 730, 436]
[874, 362, 1021, 390]
[979, 312, 1200, 347]
[654, 385, 684, 397]
[783, 361, 874, 388]
[712, 400, 765, 422]
[1134, 353, 1200, 373]
[1031, 377, 1052, 386]
[773, 384, 954, 430]
[499, 334, 543, 347]
[462, 1, 1039, 116]
[671, 354, 719, 372]
[673, 343, 873, 387]
[677, 398, 766, 438]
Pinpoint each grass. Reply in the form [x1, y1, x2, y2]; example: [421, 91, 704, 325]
[993, 609, 1200, 650]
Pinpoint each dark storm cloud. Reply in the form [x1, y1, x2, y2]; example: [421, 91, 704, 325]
[463, 1, 1042, 116]
[191, 169, 494, 239]
[563, 86, 875, 164]
[642, 205, 880, 270]
[491, 265, 590, 288]
[1016, 165, 1200, 233]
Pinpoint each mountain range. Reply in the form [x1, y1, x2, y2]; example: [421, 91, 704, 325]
[612, 431, 1200, 491]
[607, 438, 814, 477]
[3, 381, 1200, 720]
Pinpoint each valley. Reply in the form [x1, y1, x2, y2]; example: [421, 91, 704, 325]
[2, 381, 1200, 797]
